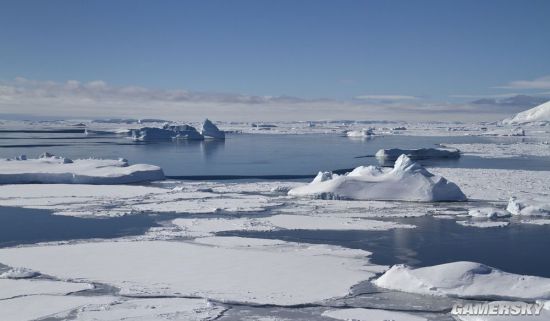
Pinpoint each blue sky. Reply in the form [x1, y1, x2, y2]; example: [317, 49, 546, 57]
[1, 0, 549, 120]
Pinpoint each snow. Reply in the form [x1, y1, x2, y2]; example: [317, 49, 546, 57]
[0, 237, 380, 305]
[0, 267, 40, 279]
[288, 155, 466, 202]
[504, 100, 550, 124]
[375, 148, 460, 161]
[74, 298, 225, 321]
[507, 197, 550, 216]
[0, 156, 164, 184]
[374, 261, 550, 300]
[322, 308, 428, 321]
[200, 118, 225, 139]
[0, 295, 115, 321]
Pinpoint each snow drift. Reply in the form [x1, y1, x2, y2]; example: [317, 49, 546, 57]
[504, 100, 550, 124]
[375, 148, 460, 161]
[374, 261, 550, 300]
[0, 154, 164, 184]
[288, 154, 466, 202]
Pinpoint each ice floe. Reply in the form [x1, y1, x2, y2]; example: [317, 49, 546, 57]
[442, 143, 550, 159]
[507, 197, 550, 216]
[456, 220, 509, 228]
[468, 207, 510, 219]
[289, 155, 466, 202]
[346, 128, 374, 137]
[374, 261, 550, 300]
[0, 155, 164, 184]
[0, 278, 92, 299]
[0, 237, 381, 305]
[0, 267, 40, 279]
[73, 297, 225, 321]
[322, 308, 428, 321]
[375, 148, 460, 161]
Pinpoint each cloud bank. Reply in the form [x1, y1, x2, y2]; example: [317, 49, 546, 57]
[0, 77, 543, 122]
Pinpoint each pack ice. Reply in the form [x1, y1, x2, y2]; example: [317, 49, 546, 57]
[0, 154, 164, 184]
[288, 155, 466, 201]
[374, 261, 550, 300]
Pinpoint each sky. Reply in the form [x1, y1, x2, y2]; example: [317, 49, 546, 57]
[1, 0, 549, 121]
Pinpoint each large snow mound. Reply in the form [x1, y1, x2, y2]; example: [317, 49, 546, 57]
[288, 155, 466, 202]
[374, 261, 550, 300]
[200, 118, 225, 139]
[375, 148, 460, 161]
[0, 155, 164, 184]
[504, 100, 550, 124]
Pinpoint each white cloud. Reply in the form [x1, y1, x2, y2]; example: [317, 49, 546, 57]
[496, 75, 550, 90]
[0, 77, 531, 122]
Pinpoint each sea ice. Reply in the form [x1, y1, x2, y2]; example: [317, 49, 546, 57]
[0, 237, 380, 305]
[375, 148, 460, 161]
[0, 278, 92, 299]
[456, 220, 509, 228]
[0, 155, 164, 184]
[288, 155, 466, 202]
[346, 128, 374, 137]
[468, 207, 510, 219]
[374, 261, 550, 300]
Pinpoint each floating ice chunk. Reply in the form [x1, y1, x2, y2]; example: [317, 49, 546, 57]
[289, 155, 466, 202]
[346, 128, 374, 137]
[375, 148, 460, 161]
[200, 118, 225, 139]
[483, 127, 525, 137]
[504, 100, 550, 124]
[507, 197, 550, 216]
[374, 261, 550, 300]
[0, 238, 378, 305]
[457, 220, 509, 228]
[322, 308, 428, 321]
[266, 214, 415, 231]
[0, 267, 40, 279]
[0, 156, 164, 184]
[468, 207, 510, 219]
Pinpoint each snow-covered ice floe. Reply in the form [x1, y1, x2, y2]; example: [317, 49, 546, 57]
[322, 308, 428, 321]
[375, 147, 460, 161]
[374, 261, 550, 300]
[0, 154, 164, 184]
[0, 237, 384, 305]
[507, 197, 550, 216]
[456, 220, 509, 228]
[468, 207, 510, 219]
[289, 155, 466, 202]
[442, 143, 550, 159]
[504, 100, 550, 124]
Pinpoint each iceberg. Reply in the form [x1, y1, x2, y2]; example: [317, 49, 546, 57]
[200, 118, 225, 139]
[374, 261, 550, 300]
[0, 154, 164, 184]
[504, 100, 550, 124]
[131, 124, 204, 141]
[375, 148, 460, 161]
[288, 155, 466, 202]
